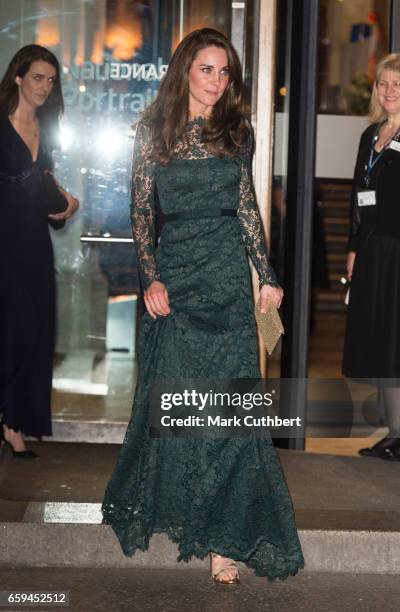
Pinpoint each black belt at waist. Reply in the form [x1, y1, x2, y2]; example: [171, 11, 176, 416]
[163, 207, 237, 222]
[0, 167, 36, 182]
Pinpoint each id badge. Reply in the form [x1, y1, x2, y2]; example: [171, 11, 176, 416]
[389, 139, 400, 152]
[357, 190, 376, 206]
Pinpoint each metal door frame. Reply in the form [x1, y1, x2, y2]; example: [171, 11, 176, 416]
[391, 0, 400, 51]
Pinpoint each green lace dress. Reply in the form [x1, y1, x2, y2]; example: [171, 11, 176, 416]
[101, 117, 304, 580]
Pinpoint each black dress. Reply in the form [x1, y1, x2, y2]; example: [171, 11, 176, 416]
[0, 114, 63, 437]
[343, 122, 400, 380]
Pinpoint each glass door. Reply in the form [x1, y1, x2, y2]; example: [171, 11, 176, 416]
[310, 0, 391, 379]
[0, 0, 244, 431]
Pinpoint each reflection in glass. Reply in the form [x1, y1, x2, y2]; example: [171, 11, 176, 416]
[318, 0, 390, 115]
[0, 0, 232, 422]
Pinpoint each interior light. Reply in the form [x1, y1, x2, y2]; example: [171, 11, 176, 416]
[95, 128, 124, 158]
[59, 125, 73, 151]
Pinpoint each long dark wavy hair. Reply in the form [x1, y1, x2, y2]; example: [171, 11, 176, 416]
[0, 45, 64, 150]
[143, 28, 251, 164]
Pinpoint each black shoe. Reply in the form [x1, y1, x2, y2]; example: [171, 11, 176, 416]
[2, 440, 38, 459]
[359, 446, 386, 458]
[7, 441, 38, 459]
[359, 436, 400, 460]
[379, 445, 400, 462]
[0, 417, 38, 459]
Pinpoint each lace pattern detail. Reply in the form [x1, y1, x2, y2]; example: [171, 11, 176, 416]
[237, 141, 278, 288]
[172, 119, 215, 160]
[130, 118, 278, 289]
[130, 121, 160, 289]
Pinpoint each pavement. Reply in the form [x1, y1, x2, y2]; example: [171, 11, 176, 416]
[0, 568, 399, 612]
[1, 442, 400, 611]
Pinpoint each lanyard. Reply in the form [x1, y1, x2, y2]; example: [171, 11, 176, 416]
[365, 122, 400, 187]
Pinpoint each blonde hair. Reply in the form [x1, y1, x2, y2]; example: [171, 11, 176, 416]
[369, 53, 400, 123]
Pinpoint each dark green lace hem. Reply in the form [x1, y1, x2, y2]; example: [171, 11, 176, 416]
[101, 507, 305, 581]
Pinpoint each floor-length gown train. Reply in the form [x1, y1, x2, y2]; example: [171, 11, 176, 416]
[101, 117, 304, 580]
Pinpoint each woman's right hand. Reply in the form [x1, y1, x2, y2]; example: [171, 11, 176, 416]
[144, 280, 170, 319]
[346, 251, 356, 280]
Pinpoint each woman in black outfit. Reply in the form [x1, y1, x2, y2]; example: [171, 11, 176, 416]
[343, 53, 400, 460]
[0, 45, 79, 458]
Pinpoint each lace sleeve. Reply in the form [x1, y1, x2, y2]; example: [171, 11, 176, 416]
[130, 120, 160, 289]
[237, 135, 279, 289]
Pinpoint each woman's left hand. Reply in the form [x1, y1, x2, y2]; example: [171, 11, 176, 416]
[47, 176, 80, 221]
[259, 284, 283, 312]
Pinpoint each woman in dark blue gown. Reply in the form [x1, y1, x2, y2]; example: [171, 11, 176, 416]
[0, 45, 79, 458]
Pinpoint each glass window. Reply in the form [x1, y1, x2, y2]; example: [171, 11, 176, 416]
[0, 0, 232, 420]
[318, 0, 390, 115]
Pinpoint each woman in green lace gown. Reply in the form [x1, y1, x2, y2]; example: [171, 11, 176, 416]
[101, 28, 304, 583]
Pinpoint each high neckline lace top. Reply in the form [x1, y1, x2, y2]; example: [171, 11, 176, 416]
[130, 117, 278, 290]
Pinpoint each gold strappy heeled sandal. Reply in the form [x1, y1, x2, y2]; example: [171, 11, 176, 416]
[209, 552, 240, 584]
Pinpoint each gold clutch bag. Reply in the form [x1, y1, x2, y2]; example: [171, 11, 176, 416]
[254, 298, 284, 355]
